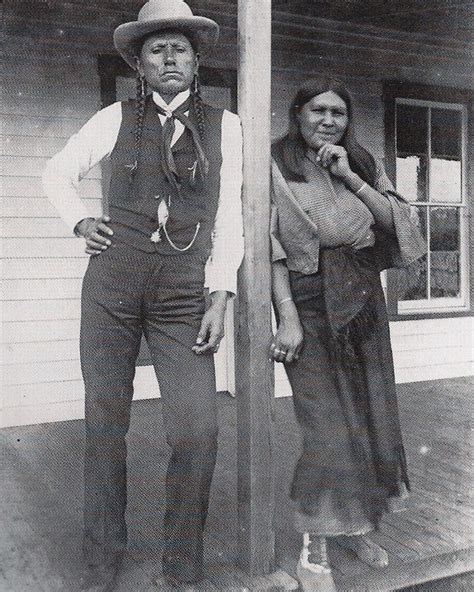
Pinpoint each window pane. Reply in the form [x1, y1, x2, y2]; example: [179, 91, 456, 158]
[431, 109, 463, 203]
[430, 207, 461, 298]
[431, 109, 462, 159]
[396, 104, 428, 202]
[397, 104, 428, 154]
[399, 206, 428, 301]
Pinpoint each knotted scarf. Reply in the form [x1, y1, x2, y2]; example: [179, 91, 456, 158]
[155, 97, 209, 197]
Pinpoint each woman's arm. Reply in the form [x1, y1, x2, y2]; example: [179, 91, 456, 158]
[344, 171, 394, 232]
[271, 261, 304, 364]
[317, 144, 395, 233]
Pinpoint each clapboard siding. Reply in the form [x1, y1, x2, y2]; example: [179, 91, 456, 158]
[2, 176, 101, 198]
[3, 218, 90, 238]
[272, 51, 472, 89]
[3, 278, 83, 301]
[3, 299, 81, 323]
[1, 113, 98, 138]
[395, 346, 468, 369]
[2, 157, 102, 180]
[391, 318, 474, 383]
[2, 94, 100, 118]
[3, 319, 81, 344]
[1, 365, 163, 426]
[2, 399, 85, 427]
[2, 258, 88, 279]
[2, 5, 101, 431]
[2, 0, 472, 427]
[3, 359, 83, 386]
[395, 362, 473, 384]
[1, 198, 102, 219]
[390, 330, 471, 353]
[2, 339, 79, 365]
[4, 75, 98, 96]
[270, 22, 469, 62]
[3, 380, 84, 408]
[4, 63, 104, 84]
[3, 136, 84, 159]
[3, 238, 86, 259]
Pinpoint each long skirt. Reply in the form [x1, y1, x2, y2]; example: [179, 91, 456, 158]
[285, 269, 409, 536]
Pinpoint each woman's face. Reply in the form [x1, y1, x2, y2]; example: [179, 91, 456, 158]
[296, 91, 349, 150]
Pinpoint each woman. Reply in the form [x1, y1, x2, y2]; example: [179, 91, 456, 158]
[42, 1, 243, 590]
[270, 79, 425, 591]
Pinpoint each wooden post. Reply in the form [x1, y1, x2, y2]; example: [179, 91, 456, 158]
[236, 0, 275, 577]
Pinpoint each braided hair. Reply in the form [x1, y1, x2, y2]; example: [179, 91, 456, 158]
[128, 69, 147, 180]
[192, 73, 206, 142]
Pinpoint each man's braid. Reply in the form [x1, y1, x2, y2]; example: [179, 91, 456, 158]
[129, 70, 147, 178]
[192, 74, 206, 142]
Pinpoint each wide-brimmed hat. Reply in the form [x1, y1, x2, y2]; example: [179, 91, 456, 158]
[114, 0, 220, 68]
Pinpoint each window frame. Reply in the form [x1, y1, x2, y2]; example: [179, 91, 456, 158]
[383, 81, 473, 321]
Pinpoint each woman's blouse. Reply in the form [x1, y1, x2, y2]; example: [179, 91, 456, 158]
[289, 152, 392, 250]
[270, 153, 427, 275]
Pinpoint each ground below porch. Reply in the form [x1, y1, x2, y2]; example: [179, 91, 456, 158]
[0, 376, 472, 591]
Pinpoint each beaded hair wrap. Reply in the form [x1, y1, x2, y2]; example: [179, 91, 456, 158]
[126, 69, 147, 179]
[192, 74, 206, 142]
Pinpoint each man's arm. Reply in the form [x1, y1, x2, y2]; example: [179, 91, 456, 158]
[204, 109, 244, 296]
[193, 110, 244, 354]
[42, 102, 123, 233]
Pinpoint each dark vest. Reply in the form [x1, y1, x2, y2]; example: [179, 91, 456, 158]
[106, 97, 224, 255]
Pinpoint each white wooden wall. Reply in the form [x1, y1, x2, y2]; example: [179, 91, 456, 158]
[1, 0, 472, 428]
[2, 49, 103, 428]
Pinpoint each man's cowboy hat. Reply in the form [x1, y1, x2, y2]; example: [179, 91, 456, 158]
[114, 0, 220, 68]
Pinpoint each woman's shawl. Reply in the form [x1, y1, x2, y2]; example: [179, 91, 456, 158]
[271, 145, 427, 361]
[270, 146, 427, 274]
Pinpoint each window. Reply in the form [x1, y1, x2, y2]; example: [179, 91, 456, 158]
[384, 83, 472, 318]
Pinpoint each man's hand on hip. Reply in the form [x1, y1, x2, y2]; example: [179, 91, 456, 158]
[76, 215, 114, 255]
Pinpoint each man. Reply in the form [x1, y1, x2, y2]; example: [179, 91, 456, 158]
[42, 1, 243, 590]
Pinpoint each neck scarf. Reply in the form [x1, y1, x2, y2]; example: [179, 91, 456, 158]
[155, 97, 209, 197]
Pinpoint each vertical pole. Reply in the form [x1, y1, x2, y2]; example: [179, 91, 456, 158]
[236, 0, 275, 577]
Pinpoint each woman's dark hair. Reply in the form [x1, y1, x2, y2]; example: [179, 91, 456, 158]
[276, 78, 376, 186]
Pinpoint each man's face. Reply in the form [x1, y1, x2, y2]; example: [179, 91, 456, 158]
[138, 31, 198, 99]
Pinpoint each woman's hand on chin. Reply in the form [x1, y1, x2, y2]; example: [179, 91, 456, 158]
[317, 144, 352, 180]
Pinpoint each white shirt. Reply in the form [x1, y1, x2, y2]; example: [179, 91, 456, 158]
[42, 90, 244, 295]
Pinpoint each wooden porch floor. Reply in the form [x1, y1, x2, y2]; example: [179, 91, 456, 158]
[0, 376, 472, 591]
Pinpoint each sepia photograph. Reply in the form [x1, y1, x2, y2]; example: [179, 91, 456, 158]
[1, 1, 473, 591]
